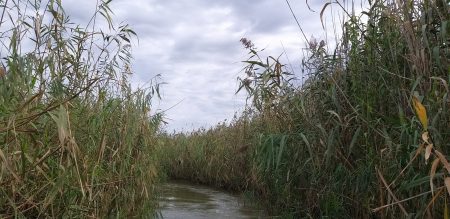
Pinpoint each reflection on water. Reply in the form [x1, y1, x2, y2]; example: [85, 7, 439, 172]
[157, 181, 266, 219]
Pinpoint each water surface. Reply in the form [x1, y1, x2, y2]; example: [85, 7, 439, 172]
[157, 181, 266, 219]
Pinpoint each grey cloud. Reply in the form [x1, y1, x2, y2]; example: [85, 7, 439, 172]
[57, 0, 341, 131]
[169, 38, 240, 64]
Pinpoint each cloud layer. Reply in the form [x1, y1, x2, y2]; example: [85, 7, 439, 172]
[62, 0, 343, 131]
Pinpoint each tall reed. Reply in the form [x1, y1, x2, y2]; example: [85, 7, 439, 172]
[0, 0, 162, 217]
[157, 0, 450, 217]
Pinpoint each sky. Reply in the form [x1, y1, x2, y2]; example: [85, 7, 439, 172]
[61, 0, 365, 132]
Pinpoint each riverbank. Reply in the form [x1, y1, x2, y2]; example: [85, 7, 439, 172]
[1, 0, 449, 217]
[155, 0, 450, 217]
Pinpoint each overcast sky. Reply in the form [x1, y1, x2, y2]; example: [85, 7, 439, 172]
[61, 0, 364, 132]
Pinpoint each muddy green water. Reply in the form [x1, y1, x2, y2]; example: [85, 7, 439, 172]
[156, 181, 266, 219]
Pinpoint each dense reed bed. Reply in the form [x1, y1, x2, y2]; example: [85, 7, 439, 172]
[157, 0, 450, 217]
[156, 114, 257, 191]
[0, 0, 162, 217]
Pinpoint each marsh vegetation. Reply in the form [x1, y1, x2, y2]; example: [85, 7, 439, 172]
[0, 0, 162, 217]
[157, 0, 450, 218]
[1, 0, 449, 218]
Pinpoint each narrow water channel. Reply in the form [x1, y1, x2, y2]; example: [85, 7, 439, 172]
[156, 181, 266, 219]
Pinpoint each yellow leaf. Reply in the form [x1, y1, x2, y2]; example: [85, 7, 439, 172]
[412, 96, 428, 130]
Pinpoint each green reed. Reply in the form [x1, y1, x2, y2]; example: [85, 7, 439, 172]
[157, 0, 450, 217]
[0, 0, 162, 217]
